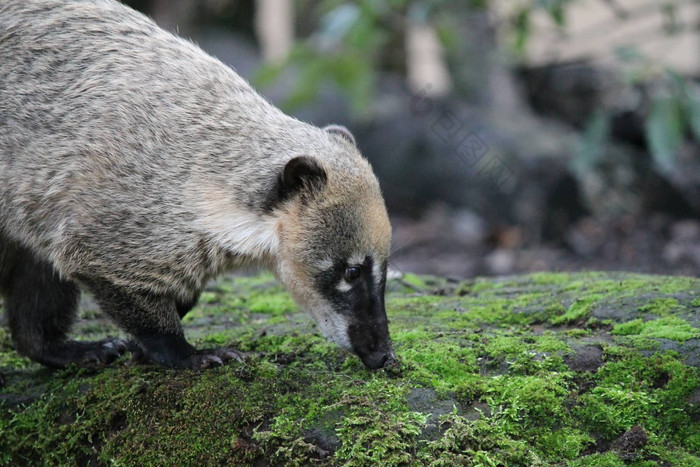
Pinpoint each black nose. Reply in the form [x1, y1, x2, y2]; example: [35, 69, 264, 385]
[362, 350, 394, 370]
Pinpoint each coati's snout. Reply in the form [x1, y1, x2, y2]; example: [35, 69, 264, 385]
[274, 132, 394, 369]
[317, 254, 395, 370]
[346, 275, 396, 369]
[279, 252, 395, 370]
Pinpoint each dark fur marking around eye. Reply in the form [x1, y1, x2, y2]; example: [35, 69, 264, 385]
[315, 255, 380, 319]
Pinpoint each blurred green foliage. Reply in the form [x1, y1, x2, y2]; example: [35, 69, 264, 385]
[255, 0, 578, 115]
[256, 0, 471, 116]
[643, 70, 700, 174]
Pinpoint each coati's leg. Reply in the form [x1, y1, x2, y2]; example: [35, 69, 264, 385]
[0, 234, 18, 292]
[127, 293, 202, 364]
[3, 247, 127, 368]
[81, 278, 240, 369]
[176, 292, 200, 319]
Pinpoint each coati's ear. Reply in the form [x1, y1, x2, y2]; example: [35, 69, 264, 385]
[324, 124, 356, 146]
[276, 156, 327, 204]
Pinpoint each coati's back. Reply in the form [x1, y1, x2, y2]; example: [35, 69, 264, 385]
[0, 0, 340, 289]
[0, 0, 394, 370]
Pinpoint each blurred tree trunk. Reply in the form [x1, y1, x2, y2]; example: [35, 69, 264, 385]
[442, 3, 525, 116]
[255, 0, 293, 63]
[406, 22, 452, 97]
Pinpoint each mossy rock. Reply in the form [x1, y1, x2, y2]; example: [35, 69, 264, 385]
[1, 272, 700, 465]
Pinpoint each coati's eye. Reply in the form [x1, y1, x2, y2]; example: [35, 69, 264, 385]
[344, 266, 362, 282]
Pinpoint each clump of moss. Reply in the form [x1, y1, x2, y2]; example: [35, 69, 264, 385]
[611, 317, 700, 341]
[551, 295, 603, 325]
[421, 414, 544, 466]
[638, 297, 683, 315]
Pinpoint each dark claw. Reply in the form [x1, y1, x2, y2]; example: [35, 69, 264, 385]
[213, 348, 244, 363]
[184, 348, 243, 369]
[181, 353, 222, 370]
[126, 338, 148, 363]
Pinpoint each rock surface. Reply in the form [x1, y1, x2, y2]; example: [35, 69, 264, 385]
[1, 272, 699, 465]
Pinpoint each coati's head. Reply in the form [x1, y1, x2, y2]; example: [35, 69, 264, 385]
[273, 125, 394, 369]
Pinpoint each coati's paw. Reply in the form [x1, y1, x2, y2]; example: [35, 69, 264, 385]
[38, 338, 128, 368]
[129, 342, 243, 369]
[182, 348, 244, 370]
[127, 333, 244, 369]
[83, 338, 129, 364]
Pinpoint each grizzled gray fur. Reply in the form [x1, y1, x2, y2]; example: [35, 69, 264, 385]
[0, 0, 393, 369]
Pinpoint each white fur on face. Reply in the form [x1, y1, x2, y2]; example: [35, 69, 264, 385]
[372, 259, 383, 288]
[316, 256, 334, 271]
[299, 296, 352, 350]
[348, 253, 365, 266]
[277, 260, 352, 350]
[315, 305, 352, 350]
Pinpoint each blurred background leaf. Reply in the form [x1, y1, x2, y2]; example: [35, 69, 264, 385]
[646, 95, 685, 174]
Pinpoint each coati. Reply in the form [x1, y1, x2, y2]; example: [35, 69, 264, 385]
[0, 0, 394, 370]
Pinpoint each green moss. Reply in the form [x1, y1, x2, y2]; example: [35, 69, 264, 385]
[1, 271, 699, 465]
[246, 293, 297, 315]
[469, 278, 504, 293]
[485, 373, 572, 430]
[611, 318, 646, 336]
[551, 295, 603, 325]
[536, 428, 595, 461]
[565, 328, 591, 337]
[570, 452, 625, 467]
[401, 273, 428, 289]
[198, 291, 220, 304]
[611, 316, 700, 341]
[638, 297, 683, 315]
[528, 272, 577, 286]
[576, 384, 657, 439]
[333, 380, 428, 465]
[533, 333, 571, 353]
[421, 413, 545, 466]
[657, 277, 700, 293]
[396, 336, 479, 393]
[483, 335, 527, 358]
[0, 352, 34, 368]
